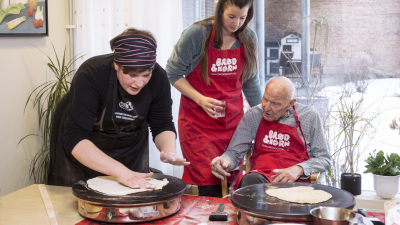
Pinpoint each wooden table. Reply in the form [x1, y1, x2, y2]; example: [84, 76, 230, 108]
[0, 184, 83, 225]
[0, 184, 237, 225]
[0, 184, 386, 225]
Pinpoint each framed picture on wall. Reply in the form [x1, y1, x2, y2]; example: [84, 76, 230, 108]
[0, 0, 48, 36]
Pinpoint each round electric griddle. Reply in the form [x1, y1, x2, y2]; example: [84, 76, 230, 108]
[231, 182, 355, 224]
[72, 173, 186, 223]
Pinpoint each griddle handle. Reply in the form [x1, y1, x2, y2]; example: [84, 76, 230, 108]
[357, 208, 369, 217]
[217, 203, 225, 212]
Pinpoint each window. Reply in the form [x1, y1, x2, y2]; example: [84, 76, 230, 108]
[264, 1, 400, 192]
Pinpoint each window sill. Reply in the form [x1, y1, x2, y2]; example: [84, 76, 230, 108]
[355, 190, 400, 210]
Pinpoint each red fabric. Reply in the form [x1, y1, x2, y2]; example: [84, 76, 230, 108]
[355, 211, 386, 223]
[366, 211, 385, 223]
[179, 28, 246, 186]
[74, 195, 386, 225]
[75, 195, 237, 225]
[233, 105, 310, 190]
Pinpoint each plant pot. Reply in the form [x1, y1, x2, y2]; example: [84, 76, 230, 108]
[341, 173, 361, 196]
[373, 174, 400, 199]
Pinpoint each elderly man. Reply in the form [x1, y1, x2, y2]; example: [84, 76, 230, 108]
[211, 77, 331, 189]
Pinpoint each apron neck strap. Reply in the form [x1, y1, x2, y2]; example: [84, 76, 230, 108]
[111, 72, 122, 134]
[293, 104, 308, 161]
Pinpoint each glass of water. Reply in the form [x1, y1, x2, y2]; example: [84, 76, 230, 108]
[214, 100, 226, 117]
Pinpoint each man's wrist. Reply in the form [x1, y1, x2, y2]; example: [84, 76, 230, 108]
[296, 165, 305, 176]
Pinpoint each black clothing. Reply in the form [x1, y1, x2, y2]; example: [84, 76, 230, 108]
[48, 54, 175, 186]
[239, 172, 270, 188]
[197, 183, 232, 197]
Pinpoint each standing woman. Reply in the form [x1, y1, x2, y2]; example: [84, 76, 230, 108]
[166, 0, 262, 197]
[49, 28, 189, 188]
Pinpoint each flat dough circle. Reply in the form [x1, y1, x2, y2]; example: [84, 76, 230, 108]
[265, 186, 332, 204]
[87, 176, 169, 196]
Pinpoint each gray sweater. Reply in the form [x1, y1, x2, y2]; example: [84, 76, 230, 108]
[221, 103, 331, 178]
[165, 20, 262, 107]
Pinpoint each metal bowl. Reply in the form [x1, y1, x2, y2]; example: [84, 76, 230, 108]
[310, 207, 356, 225]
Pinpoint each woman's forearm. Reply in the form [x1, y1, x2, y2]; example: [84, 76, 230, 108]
[155, 130, 190, 166]
[173, 78, 205, 105]
[71, 139, 130, 177]
[154, 131, 176, 154]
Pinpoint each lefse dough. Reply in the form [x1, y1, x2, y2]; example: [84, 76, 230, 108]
[87, 176, 169, 196]
[265, 186, 332, 204]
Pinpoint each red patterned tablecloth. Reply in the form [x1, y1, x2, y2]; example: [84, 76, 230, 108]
[75, 195, 386, 225]
[75, 195, 237, 225]
[364, 211, 385, 223]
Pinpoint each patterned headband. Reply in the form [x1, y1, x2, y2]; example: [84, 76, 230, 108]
[114, 35, 157, 68]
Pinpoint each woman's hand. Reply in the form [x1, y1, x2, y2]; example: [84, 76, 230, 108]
[160, 152, 190, 166]
[198, 96, 226, 118]
[117, 171, 156, 189]
[172, 78, 225, 118]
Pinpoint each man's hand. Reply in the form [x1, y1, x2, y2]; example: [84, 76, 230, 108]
[117, 171, 156, 189]
[160, 152, 190, 166]
[210, 157, 231, 180]
[270, 165, 304, 182]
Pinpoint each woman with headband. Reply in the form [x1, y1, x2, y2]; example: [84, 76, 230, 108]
[166, 0, 261, 197]
[48, 28, 189, 188]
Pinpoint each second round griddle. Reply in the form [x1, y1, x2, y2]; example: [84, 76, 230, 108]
[72, 173, 187, 204]
[231, 182, 355, 221]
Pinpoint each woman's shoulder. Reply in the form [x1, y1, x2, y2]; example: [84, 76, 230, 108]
[151, 63, 167, 78]
[182, 23, 211, 40]
[242, 26, 257, 42]
[148, 63, 168, 86]
[77, 54, 113, 76]
[173, 23, 211, 54]
[72, 54, 113, 86]
[147, 63, 171, 98]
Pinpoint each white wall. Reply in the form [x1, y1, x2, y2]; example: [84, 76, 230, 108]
[0, 0, 69, 196]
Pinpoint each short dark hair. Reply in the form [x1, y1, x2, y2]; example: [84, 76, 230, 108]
[110, 28, 157, 74]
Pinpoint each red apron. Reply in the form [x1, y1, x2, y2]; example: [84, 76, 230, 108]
[179, 28, 246, 186]
[233, 105, 311, 190]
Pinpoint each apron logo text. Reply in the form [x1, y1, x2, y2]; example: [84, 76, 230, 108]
[115, 112, 137, 121]
[119, 101, 134, 111]
[211, 58, 237, 73]
[263, 130, 290, 148]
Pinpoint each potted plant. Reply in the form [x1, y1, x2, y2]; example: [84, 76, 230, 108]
[328, 93, 377, 195]
[364, 150, 400, 199]
[19, 43, 81, 184]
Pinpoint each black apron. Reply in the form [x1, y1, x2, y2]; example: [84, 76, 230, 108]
[49, 69, 152, 186]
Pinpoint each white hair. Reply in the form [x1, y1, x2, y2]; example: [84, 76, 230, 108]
[265, 76, 295, 100]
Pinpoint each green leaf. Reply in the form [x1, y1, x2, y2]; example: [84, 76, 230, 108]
[389, 167, 399, 175]
[380, 163, 391, 173]
[364, 168, 377, 174]
[0, 3, 25, 25]
[364, 150, 400, 176]
[375, 151, 385, 164]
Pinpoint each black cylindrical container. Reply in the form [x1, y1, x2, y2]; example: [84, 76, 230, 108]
[341, 173, 362, 196]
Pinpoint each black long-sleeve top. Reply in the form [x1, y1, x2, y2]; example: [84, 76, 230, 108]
[62, 54, 176, 155]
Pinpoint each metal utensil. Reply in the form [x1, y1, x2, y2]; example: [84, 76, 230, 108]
[310, 207, 356, 225]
